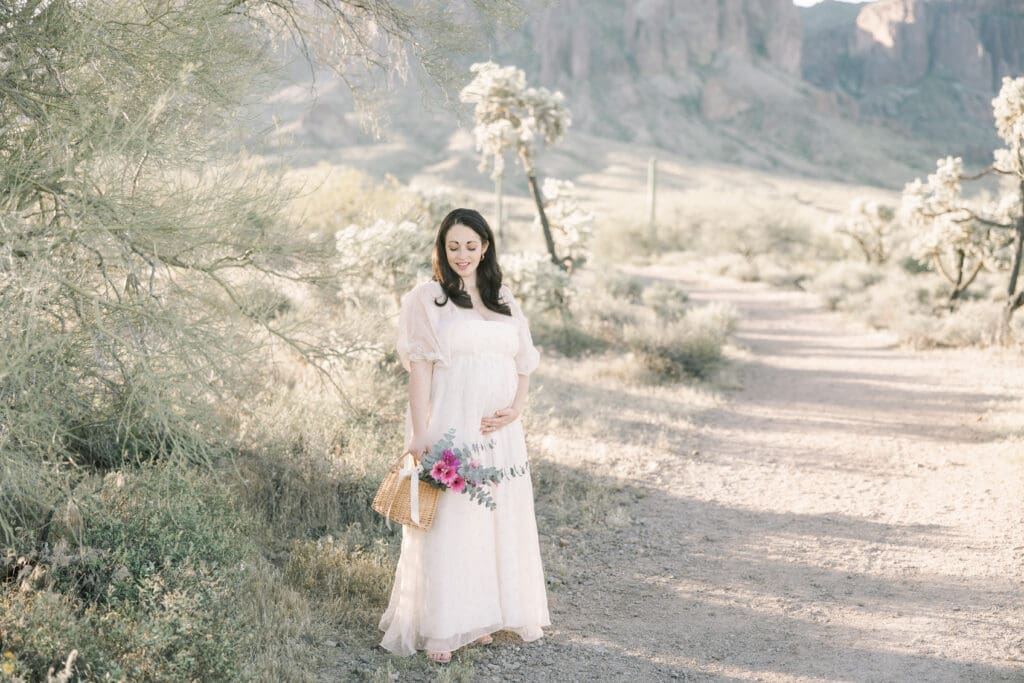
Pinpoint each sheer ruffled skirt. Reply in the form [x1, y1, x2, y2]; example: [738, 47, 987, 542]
[378, 353, 550, 655]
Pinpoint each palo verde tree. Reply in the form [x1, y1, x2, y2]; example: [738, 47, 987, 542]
[0, 0, 524, 542]
[232, 0, 527, 129]
[460, 61, 572, 268]
[901, 76, 1024, 338]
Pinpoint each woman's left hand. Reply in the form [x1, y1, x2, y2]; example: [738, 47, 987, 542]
[481, 407, 519, 435]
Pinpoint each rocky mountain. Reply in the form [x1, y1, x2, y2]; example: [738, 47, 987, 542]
[802, 0, 1024, 162]
[260, 0, 1024, 188]
[515, 0, 802, 128]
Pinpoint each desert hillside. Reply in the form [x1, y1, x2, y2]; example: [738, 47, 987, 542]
[259, 0, 1024, 188]
[803, 0, 1024, 163]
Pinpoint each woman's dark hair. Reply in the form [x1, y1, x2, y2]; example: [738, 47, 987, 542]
[432, 208, 511, 316]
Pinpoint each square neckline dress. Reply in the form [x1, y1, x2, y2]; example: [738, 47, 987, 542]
[378, 280, 551, 655]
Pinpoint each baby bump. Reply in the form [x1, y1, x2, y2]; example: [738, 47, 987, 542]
[430, 356, 518, 439]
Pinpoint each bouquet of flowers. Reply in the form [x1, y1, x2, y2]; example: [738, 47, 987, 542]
[372, 428, 529, 530]
[417, 428, 528, 510]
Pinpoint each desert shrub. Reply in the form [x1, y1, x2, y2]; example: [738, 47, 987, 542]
[602, 271, 646, 304]
[817, 264, 1024, 348]
[622, 303, 737, 382]
[574, 271, 651, 324]
[529, 314, 610, 358]
[701, 252, 763, 281]
[283, 533, 394, 630]
[61, 465, 253, 601]
[290, 167, 428, 234]
[0, 0, 358, 543]
[525, 269, 736, 381]
[235, 433, 396, 548]
[897, 300, 1003, 349]
[239, 282, 294, 323]
[590, 221, 690, 265]
[705, 219, 816, 262]
[858, 271, 1015, 348]
[231, 362, 406, 542]
[530, 460, 621, 529]
[531, 272, 643, 356]
[807, 261, 886, 310]
[640, 281, 690, 321]
[0, 465, 260, 681]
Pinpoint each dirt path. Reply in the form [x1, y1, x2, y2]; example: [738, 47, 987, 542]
[470, 272, 1024, 682]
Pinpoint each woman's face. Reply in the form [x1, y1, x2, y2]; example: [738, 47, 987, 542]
[445, 223, 487, 280]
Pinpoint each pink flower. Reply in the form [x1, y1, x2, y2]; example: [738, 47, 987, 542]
[448, 475, 466, 493]
[430, 462, 451, 482]
[469, 460, 480, 469]
[430, 461, 459, 485]
[441, 449, 461, 471]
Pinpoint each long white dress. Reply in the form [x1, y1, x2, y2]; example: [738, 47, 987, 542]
[378, 280, 550, 655]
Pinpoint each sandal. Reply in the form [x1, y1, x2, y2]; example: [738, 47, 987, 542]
[426, 651, 451, 664]
[475, 634, 494, 645]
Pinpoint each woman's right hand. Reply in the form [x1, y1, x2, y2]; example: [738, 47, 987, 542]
[405, 433, 431, 458]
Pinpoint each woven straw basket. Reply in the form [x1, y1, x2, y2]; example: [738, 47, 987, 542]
[371, 455, 440, 531]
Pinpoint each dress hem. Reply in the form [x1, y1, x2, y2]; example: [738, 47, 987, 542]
[378, 620, 550, 657]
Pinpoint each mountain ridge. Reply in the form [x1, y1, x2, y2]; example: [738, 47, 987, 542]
[259, 0, 1024, 189]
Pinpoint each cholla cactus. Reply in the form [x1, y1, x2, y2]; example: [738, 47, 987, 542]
[335, 219, 432, 306]
[902, 157, 971, 257]
[896, 78, 1024, 339]
[534, 178, 594, 269]
[828, 198, 897, 264]
[993, 76, 1024, 152]
[901, 157, 1004, 303]
[992, 77, 1024, 181]
[460, 62, 572, 269]
[502, 251, 573, 316]
[460, 62, 570, 178]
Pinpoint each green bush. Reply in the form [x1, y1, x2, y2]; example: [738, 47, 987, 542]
[231, 364, 405, 543]
[602, 271, 646, 304]
[640, 281, 690, 321]
[622, 303, 737, 382]
[524, 270, 735, 383]
[530, 313, 610, 358]
[283, 533, 394, 631]
[1, 465, 259, 681]
[530, 460, 621, 529]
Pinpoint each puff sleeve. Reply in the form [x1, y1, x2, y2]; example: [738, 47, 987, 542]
[396, 282, 447, 372]
[502, 285, 540, 376]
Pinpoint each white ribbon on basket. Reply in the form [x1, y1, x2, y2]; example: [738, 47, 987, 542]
[385, 453, 422, 528]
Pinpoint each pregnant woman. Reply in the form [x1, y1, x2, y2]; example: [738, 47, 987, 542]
[378, 208, 550, 663]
